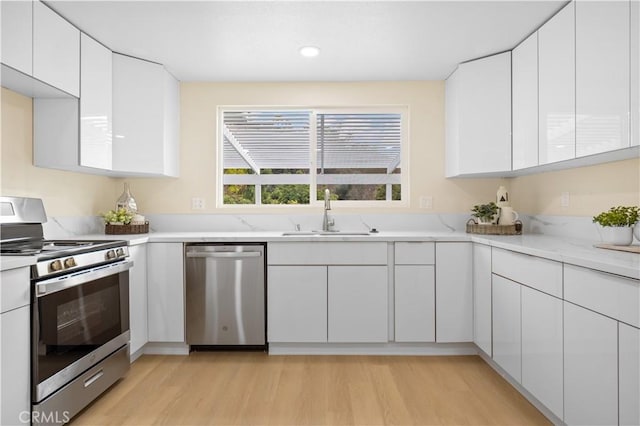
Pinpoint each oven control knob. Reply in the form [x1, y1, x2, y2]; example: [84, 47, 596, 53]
[116, 248, 125, 257]
[64, 257, 76, 269]
[49, 260, 63, 272]
[106, 250, 116, 260]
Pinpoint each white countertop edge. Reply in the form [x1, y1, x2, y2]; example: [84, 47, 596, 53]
[1, 256, 36, 271]
[3, 231, 637, 279]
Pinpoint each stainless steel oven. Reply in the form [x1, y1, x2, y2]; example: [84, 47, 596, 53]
[0, 196, 133, 425]
[32, 260, 131, 408]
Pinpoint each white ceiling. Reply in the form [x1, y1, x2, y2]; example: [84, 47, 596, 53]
[48, 0, 567, 82]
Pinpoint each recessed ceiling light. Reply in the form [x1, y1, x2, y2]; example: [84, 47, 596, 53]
[299, 46, 320, 58]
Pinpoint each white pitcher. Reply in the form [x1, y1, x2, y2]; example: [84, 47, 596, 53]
[499, 207, 519, 225]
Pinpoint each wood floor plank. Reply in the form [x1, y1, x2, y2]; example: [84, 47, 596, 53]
[70, 353, 551, 426]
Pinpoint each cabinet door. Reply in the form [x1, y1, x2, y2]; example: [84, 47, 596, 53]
[632, 0, 639, 147]
[576, 0, 630, 156]
[328, 266, 387, 343]
[80, 33, 112, 170]
[436, 242, 472, 342]
[512, 32, 538, 170]
[473, 244, 492, 356]
[521, 286, 563, 420]
[147, 243, 184, 342]
[445, 67, 461, 177]
[1, 306, 30, 426]
[1, 0, 32, 75]
[33, 1, 80, 96]
[538, 1, 575, 164]
[564, 301, 618, 426]
[492, 275, 521, 383]
[619, 323, 640, 426]
[268, 266, 327, 343]
[394, 265, 435, 342]
[112, 53, 165, 175]
[129, 245, 148, 356]
[458, 52, 512, 174]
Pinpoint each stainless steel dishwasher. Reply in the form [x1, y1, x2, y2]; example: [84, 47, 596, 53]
[185, 243, 266, 348]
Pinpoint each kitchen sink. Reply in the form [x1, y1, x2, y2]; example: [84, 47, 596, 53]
[281, 230, 371, 236]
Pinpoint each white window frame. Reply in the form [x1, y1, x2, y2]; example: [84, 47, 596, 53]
[216, 105, 409, 208]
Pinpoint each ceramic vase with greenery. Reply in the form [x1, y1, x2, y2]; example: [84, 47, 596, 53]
[471, 202, 499, 225]
[592, 206, 639, 246]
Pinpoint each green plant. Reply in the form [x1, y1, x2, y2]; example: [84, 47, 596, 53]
[593, 206, 640, 227]
[101, 208, 134, 225]
[471, 202, 499, 221]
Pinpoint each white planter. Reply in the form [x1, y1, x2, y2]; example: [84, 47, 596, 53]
[634, 223, 640, 243]
[599, 226, 634, 246]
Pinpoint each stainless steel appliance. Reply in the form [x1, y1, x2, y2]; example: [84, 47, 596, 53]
[185, 243, 266, 348]
[0, 196, 132, 425]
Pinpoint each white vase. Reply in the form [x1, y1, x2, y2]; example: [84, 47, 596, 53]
[599, 226, 633, 246]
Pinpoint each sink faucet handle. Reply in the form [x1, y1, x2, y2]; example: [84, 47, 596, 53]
[295, 223, 301, 231]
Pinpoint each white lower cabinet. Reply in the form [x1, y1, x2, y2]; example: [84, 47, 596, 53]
[0, 266, 30, 426]
[147, 243, 185, 342]
[394, 265, 435, 342]
[267, 266, 327, 343]
[492, 275, 521, 383]
[435, 242, 472, 342]
[1, 305, 30, 426]
[619, 323, 640, 426]
[328, 266, 388, 343]
[129, 245, 148, 356]
[473, 244, 492, 356]
[521, 286, 563, 420]
[564, 301, 618, 426]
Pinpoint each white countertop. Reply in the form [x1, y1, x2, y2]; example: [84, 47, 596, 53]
[2, 231, 638, 279]
[1, 255, 36, 271]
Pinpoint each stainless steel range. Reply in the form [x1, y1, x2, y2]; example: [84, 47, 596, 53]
[0, 196, 132, 425]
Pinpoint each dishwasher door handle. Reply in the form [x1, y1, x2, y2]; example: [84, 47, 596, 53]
[186, 251, 262, 259]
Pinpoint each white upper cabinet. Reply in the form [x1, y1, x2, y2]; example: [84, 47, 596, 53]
[33, 1, 80, 97]
[538, 1, 575, 165]
[80, 34, 112, 170]
[512, 32, 538, 170]
[575, 0, 630, 156]
[445, 52, 512, 176]
[1, 0, 32, 75]
[631, 0, 639, 147]
[112, 53, 180, 177]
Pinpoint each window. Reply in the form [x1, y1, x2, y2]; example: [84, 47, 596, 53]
[219, 107, 407, 206]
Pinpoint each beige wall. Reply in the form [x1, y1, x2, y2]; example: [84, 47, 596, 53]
[121, 81, 507, 215]
[510, 158, 640, 216]
[1, 88, 117, 216]
[2, 83, 637, 218]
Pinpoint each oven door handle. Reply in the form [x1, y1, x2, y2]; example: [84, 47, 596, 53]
[35, 260, 133, 297]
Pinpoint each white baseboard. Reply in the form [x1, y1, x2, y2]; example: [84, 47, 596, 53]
[143, 342, 189, 356]
[268, 342, 478, 356]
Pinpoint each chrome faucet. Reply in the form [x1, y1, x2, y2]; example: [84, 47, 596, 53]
[322, 188, 335, 231]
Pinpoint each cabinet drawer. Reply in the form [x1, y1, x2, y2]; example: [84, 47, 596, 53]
[394, 242, 434, 265]
[268, 242, 387, 265]
[1, 267, 30, 313]
[564, 264, 640, 327]
[492, 248, 562, 298]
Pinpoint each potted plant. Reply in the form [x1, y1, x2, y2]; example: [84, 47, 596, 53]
[101, 208, 134, 225]
[592, 206, 639, 246]
[471, 202, 499, 225]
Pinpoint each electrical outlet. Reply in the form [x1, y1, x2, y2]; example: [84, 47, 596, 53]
[419, 196, 433, 209]
[560, 192, 570, 208]
[191, 197, 205, 210]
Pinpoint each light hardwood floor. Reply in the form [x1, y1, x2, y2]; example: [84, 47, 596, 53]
[71, 353, 550, 426]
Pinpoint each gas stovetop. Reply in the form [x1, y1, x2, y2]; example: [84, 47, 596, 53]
[1, 239, 130, 280]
